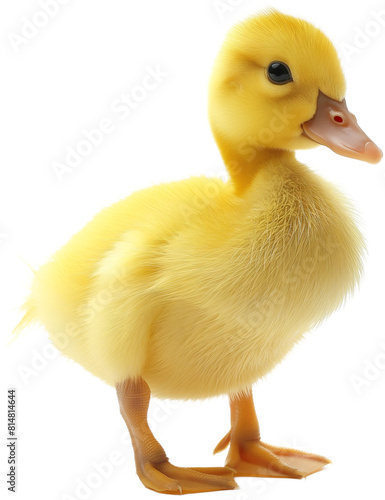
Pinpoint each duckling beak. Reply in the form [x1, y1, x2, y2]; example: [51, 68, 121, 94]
[302, 91, 383, 164]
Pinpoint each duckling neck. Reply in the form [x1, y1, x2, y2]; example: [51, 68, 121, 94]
[217, 139, 296, 194]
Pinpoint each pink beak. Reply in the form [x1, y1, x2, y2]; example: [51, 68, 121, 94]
[302, 92, 382, 164]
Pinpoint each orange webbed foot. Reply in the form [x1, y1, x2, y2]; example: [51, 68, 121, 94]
[215, 390, 331, 480]
[137, 459, 238, 494]
[214, 431, 330, 479]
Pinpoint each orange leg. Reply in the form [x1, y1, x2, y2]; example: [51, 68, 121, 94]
[214, 389, 330, 478]
[116, 377, 238, 494]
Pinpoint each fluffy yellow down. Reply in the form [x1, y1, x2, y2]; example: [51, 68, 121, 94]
[15, 11, 364, 400]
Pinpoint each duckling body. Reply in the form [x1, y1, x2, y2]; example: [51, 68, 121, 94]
[28, 151, 363, 399]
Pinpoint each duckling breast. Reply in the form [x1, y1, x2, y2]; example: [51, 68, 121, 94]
[143, 160, 365, 399]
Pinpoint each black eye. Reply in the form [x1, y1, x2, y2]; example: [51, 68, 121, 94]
[267, 61, 293, 85]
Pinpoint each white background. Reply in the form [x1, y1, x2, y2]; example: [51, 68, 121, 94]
[1, 1, 385, 499]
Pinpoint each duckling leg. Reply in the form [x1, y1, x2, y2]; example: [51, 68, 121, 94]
[116, 377, 238, 494]
[214, 389, 330, 479]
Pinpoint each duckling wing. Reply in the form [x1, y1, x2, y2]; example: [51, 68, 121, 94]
[14, 176, 226, 384]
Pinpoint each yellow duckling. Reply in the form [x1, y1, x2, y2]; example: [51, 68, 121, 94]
[15, 10, 382, 495]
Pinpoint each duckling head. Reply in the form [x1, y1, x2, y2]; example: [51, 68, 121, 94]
[209, 10, 382, 177]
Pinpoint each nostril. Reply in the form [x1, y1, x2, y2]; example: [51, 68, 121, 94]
[329, 110, 345, 125]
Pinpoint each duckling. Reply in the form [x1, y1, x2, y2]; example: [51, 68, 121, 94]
[14, 10, 382, 495]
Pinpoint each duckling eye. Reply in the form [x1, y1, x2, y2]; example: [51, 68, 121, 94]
[267, 61, 293, 85]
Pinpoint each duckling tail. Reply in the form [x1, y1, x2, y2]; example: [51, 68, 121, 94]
[10, 299, 37, 343]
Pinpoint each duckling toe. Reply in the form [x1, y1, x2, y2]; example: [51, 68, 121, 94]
[223, 439, 330, 479]
[262, 442, 331, 477]
[139, 460, 238, 495]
